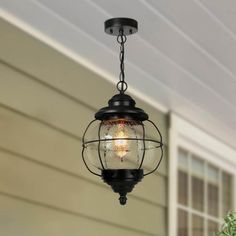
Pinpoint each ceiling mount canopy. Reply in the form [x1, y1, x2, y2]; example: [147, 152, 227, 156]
[82, 17, 163, 205]
[104, 17, 138, 36]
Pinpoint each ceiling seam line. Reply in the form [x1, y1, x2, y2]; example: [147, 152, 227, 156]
[139, 0, 236, 83]
[0, 9, 168, 113]
[2, 2, 235, 140]
[31, 0, 236, 112]
[87, 0, 236, 111]
[26, 1, 236, 127]
[194, 0, 236, 42]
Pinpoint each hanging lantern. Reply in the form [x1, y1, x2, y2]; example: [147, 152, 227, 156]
[82, 18, 163, 205]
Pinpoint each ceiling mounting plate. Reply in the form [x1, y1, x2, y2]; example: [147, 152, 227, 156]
[104, 18, 138, 36]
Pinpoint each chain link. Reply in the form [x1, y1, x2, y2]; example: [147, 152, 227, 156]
[116, 31, 127, 93]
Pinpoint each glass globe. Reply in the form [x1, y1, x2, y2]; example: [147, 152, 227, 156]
[82, 118, 162, 176]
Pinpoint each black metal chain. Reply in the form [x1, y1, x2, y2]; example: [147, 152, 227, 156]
[116, 30, 128, 94]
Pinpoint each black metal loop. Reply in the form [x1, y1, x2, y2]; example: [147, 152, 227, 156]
[116, 81, 128, 92]
[138, 122, 146, 169]
[143, 120, 164, 176]
[82, 119, 102, 177]
[117, 34, 127, 44]
[97, 121, 105, 170]
[84, 137, 162, 147]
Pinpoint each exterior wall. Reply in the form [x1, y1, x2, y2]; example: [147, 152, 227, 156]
[0, 19, 169, 236]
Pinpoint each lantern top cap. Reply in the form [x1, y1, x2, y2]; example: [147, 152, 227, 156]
[95, 93, 148, 121]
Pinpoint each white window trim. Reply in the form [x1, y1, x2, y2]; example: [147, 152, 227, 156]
[169, 113, 236, 236]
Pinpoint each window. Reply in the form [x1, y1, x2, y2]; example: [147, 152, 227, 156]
[169, 114, 236, 236]
[177, 148, 233, 236]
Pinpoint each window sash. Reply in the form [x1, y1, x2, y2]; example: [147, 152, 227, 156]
[169, 114, 236, 236]
[177, 148, 234, 236]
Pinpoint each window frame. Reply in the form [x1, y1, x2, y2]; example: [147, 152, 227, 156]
[169, 114, 236, 236]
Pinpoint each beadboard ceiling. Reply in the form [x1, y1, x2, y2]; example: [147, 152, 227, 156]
[1, 0, 236, 149]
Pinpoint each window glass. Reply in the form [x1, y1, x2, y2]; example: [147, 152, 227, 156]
[207, 220, 218, 236]
[222, 172, 233, 216]
[191, 156, 204, 176]
[192, 215, 204, 236]
[178, 209, 188, 236]
[207, 164, 219, 184]
[178, 170, 188, 206]
[179, 148, 188, 170]
[192, 176, 204, 211]
[208, 183, 219, 217]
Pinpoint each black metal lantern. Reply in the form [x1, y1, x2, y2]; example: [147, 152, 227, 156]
[82, 18, 163, 205]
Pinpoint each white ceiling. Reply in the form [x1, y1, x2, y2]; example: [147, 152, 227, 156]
[1, 0, 236, 149]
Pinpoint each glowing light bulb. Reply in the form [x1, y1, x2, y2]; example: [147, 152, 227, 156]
[114, 127, 128, 161]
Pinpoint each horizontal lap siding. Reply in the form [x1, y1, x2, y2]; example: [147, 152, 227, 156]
[0, 19, 168, 236]
[0, 105, 167, 206]
[0, 19, 168, 145]
[0, 61, 167, 177]
[0, 150, 165, 235]
[0, 195, 155, 236]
